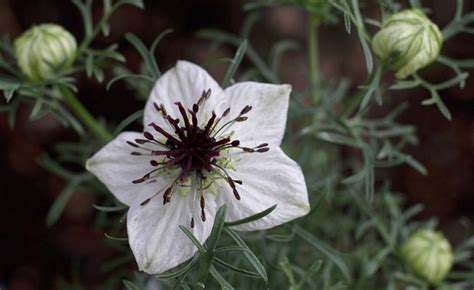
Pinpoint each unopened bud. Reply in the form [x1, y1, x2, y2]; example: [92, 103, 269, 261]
[399, 229, 453, 284]
[14, 23, 77, 81]
[372, 9, 442, 79]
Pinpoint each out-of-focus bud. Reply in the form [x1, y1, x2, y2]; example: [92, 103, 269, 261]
[14, 23, 77, 81]
[371, 9, 442, 79]
[400, 229, 453, 284]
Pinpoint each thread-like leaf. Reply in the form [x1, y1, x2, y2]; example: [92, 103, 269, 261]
[294, 226, 352, 282]
[222, 40, 248, 88]
[225, 228, 268, 283]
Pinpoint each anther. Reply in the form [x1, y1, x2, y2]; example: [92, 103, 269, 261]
[132, 176, 146, 184]
[226, 177, 241, 200]
[154, 102, 167, 117]
[233, 188, 241, 200]
[149, 122, 182, 145]
[203, 112, 217, 135]
[227, 177, 236, 188]
[235, 116, 248, 122]
[257, 148, 270, 153]
[240, 105, 252, 115]
[190, 217, 195, 228]
[198, 89, 211, 106]
[127, 141, 139, 148]
[222, 107, 231, 117]
[140, 198, 151, 206]
[144, 131, 154, 140]
[200, 195, 205, 210]
[160, 105, 167, 116]
[200, 195, 206, 221]
[175, 102, 191, 132]
[163, 187, 172, 205]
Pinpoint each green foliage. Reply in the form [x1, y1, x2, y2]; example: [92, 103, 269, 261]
[0, 0, 143, 136]
[1, 0, 474, 289]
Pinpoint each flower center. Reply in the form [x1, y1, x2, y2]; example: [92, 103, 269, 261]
[126, 89, 269, 223]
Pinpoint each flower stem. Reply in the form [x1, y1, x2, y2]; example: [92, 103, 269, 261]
[339, 64, 385, 118]
[197, 258, 212, 286]
[308, 13, 321, 106]
[77, 2, 121, 55]
[58, 85, 112, 142]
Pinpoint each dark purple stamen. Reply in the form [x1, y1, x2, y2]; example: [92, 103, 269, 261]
[127, 141, 140, 148]
[144, 131, 154, 140]
[163, 187, 172, 204]
[200, 195, 206, 221]
[222, 107, 231, 117]
[128, 89, 269, 218]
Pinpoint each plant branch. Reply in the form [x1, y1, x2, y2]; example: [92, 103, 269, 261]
[58, 84, 112, 142]
[308, 13, 321, 106]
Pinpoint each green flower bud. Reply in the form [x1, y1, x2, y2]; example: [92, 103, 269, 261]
[372, 9, 442, 79]
[14, 23, 77, 81]
[400, 229, 453, 284]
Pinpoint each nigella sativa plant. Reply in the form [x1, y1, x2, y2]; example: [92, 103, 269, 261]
[86, 61, 310, 274]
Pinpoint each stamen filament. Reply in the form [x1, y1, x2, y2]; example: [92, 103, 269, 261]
[128, 89, 268, 221]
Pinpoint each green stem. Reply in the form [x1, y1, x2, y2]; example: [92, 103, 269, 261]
[58, 85, 112, 142]
[78, 4, 121, 55]
[308, 13, 321, 106]
[198, 253, 214, 285]
[339, 64, 385, 118]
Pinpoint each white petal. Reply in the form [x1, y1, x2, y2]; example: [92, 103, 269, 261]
[143, 61, 224, 129]
[86, 132, 170, 206]
[127, 188, 218, 274]
[221, 82, 291, 146]
[220, 147, 309, 231]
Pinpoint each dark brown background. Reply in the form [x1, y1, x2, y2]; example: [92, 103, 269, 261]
[0, 0, 473, 289]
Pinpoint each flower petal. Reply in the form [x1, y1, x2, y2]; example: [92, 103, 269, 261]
[144, 61, 224, 129]
[86, 132, 170, 206]
[221, 147, 309, 231]
[221, 82, 291, 146]
[127, 188, 218, 274]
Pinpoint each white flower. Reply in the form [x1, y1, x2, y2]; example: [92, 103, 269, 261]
[86, 61, 310, 274]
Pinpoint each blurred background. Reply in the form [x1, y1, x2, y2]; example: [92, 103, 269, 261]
[0, 0, 473, 289]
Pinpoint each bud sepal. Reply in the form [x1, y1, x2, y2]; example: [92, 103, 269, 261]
[399, 229, 453, 285]
[371, 9, 443, 79]
[14, 23, 77, 81]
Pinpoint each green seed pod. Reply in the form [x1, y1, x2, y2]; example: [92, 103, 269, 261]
[371, 9, 442, 79]
[14, 23, 77, 81]
[400, 229, 453, 285]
